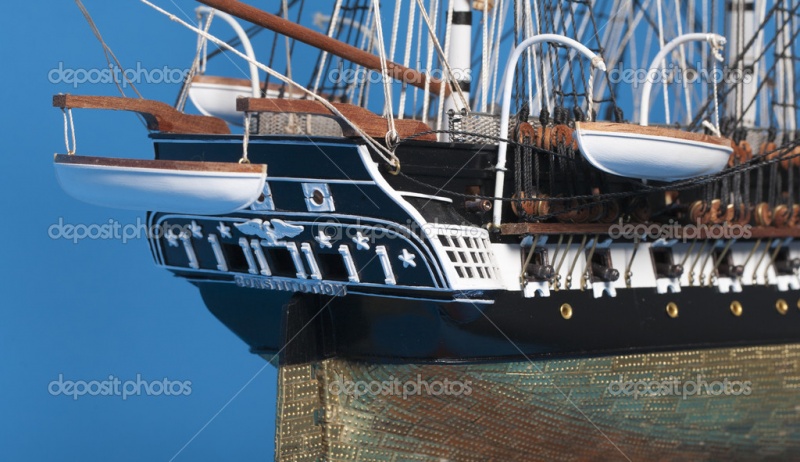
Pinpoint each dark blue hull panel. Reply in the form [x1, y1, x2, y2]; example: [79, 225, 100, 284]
[195, 280, 800, 364]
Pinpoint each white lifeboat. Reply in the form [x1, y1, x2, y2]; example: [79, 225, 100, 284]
[186, 7, 309, 126]
[54, 155, 267, 215]
[574, 122, 733, 182]
[188, 75, 254, 125]
[573, 32, 734, 182]
[188, 75, 305, 126]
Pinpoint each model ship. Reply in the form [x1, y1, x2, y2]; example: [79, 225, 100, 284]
[54, 0, 800, 459]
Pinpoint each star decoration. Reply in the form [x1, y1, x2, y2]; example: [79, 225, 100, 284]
[352, 231, 370, 250]
[189, 220, 203, 239]
[315, 230, 333, 249]
[217, 222, 232, 239]
[166, 231, 179, 247]
[398, 249, 416, 268]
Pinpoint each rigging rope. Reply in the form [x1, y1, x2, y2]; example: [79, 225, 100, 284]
[140, 0, 401, 170]
[311, 0, 343, 94]
[565, 235, 588, 289]
[415, 0, 471, 112]
[62, 108, 77, 156]
[655, 0, 670, 124]
[552, 234, 571, 290]
[395, 127, 800, 221]
[370, 0, 399, 147]
[480, 0, 489, 112]
[624, 236, 640, 288]
[438, 1, 456, 131]
[489, 0, 509, 110]
[673, 0, 693, 124]
[241, 112, 251, 163]
[711, 41, 724, 134]
[688, 0, 795, 130]
[73, 0, 147, 129]
[750, 238, 773, 283]
[388, 0, 402, 61]
[74, 0, 144, 100]
[421, 0, 438, 124]
[581, 235, 599, 290]
[176, 9, 215, 111]
[397, 0, 416, 119]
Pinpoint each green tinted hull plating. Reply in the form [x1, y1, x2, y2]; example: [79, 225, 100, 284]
[275, 344, 800, 461]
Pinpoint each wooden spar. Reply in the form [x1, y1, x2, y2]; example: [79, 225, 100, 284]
[53, 94, 231, 134]
[195, 0, 449, 97]
[237, 97, 437, 140]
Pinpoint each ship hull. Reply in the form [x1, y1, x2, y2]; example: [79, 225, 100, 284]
[141, 133, 800, 364]
[195, 279, 800, 364]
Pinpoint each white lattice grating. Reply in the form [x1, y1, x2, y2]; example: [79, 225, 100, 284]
[436, 233, 499, 281]
[449, 112, 502, 144]
[255, 113, 343, 137]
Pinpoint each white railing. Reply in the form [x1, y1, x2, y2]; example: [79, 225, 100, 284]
[196, 6, 260, 98]
[491, 34, 606, 227]
[638, 33, 726, 127]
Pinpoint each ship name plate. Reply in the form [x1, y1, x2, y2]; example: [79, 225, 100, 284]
[234, 274, 347, 296]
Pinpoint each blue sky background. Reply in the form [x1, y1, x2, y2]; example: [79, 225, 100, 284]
[0, 1, 295, 460]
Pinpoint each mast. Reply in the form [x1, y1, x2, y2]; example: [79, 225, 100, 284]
[196, 0, 450, 97]
[444, 0, 472, 115]
[726, 0, 759, 126]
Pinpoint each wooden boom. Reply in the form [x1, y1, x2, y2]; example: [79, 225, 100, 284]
[196, 0, 449, 97]
[53, 94, 231, 134]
